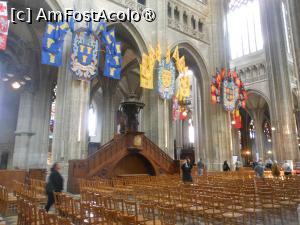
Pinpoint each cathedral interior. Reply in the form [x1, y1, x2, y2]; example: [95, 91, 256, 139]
[0, 0, 300, 224]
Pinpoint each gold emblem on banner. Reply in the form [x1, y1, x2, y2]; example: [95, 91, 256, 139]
[162, 70, 172, 88]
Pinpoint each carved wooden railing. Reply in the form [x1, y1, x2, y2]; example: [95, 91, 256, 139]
[141, 136, 175, 172]
[87, 135, 127, 177]
[68, 133, 177, 193]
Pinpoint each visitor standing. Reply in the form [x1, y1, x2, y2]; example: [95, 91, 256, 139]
[45, 162, 64, 212]
[235, 160, 242, 171]
[223, 160, 230, 172]
[181, 157, 193, 183]
[282, 160, 292, 176]
[197, 158, 204, 176]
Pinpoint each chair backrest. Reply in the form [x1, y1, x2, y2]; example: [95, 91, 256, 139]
[113, 197, 124, 213]
[45, 213, 59, 225]
[158, 206, 176, 225]
[58, 217, 73, 225]
[124, 200, 138, 218]
[38, 209, 47, 225]
[140, 202, 155, 221]
[27, 202, 39, 225]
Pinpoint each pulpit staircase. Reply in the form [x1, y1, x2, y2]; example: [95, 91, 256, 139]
[67, 132, 178, 193]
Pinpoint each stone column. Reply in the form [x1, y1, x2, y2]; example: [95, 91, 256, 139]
[252, 109, 265, 160]
[140, 0, 170, 154]
[101, 86, 114, 144]
[207, 0, 233, 170]
[260, 0, 299, 161]
[26, 66, 54, 169]
[52, 33, 90, 184]
[289, 0, 300, 142]
[12, 59, 52, 169]
[101, 79, 119, 145]
[12, 91, 34, 168]
[170, 2, 174, 19]
[193, 76, 201, 162]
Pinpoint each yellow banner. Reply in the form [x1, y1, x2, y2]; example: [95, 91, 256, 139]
[176, 74, 190, 101]
[140, 53, 154, 89]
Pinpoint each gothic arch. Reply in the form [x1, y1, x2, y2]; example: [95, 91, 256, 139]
[170, 41, 211, 162]
[246, 89, 271, 110]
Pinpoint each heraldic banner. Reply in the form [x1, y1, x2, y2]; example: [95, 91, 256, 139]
[69, 28, 100, 81]
[157, 57, 176, 99]
[0, 1, 9, 50]
[42, 21, 69, 67]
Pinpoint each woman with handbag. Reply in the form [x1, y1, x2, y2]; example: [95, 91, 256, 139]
[45, 162, 64, 212]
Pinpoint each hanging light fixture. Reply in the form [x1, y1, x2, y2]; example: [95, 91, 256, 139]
[11, 81, 21, 89]
[0, 64, 32, 91]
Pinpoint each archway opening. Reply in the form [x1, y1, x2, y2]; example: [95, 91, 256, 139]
[112, 153, 155, 176]
[89, 22, 146, 150]
[172, 45, 206, 164]
[239, 91, 272, 165]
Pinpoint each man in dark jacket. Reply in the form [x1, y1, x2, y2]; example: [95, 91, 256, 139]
[45, 162, 64, 212]
[181, 157, 193, 183]
[223, 160, 231, 172]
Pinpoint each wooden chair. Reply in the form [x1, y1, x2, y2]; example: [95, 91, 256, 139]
[157, 206, 176, 225]
[38, 209, 47, 225]
[139, 202, 161, 225]
[45, 213, 59, 225]
[242, 190, 262, 225]
[202, 194, 222, 224]
[16, 197, 26, 225]
[123, 200, 145, 224]
[258, 188, 283, 225]
[53, 192, 64, 216]
[58, 217, 74, 225]
[187, 194, 205, 224]
[26, 202, 39, 225]
[118, 214, 137, 225]
[1, 186, 17, 216]
[220, 196, 245, 225]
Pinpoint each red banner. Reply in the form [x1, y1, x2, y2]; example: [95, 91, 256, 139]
[0, 2, 8, 50]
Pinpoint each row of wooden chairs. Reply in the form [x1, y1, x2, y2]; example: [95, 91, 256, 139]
[78, 175, 300, 225]
[54, 192, 183, 225]
[0, 185, 17, 216]
[13, 181, 47, 205]
[16, 196, 73, 225]
[29, 179, 46, 197]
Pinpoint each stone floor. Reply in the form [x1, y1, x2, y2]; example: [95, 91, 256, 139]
[2, 213, 299, 225]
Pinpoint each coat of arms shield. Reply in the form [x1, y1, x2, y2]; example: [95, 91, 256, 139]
[70, 29, 99, 81]
[157, 58, 176, 99]
[222, 77, 239, 112]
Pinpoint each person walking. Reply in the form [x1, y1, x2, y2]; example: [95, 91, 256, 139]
[223, 160, 230, 172]
[45, 162, 64, 212]
[254, 160, 265, 178]
[197, 158, 204, 176]
[181, 157, 193, 183]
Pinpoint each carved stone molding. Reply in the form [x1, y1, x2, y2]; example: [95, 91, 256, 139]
[167, 16, 208, 43]
[109, 0, 146, 14]
[167, 0, 209, 43]
[236, 63, 268, 85]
